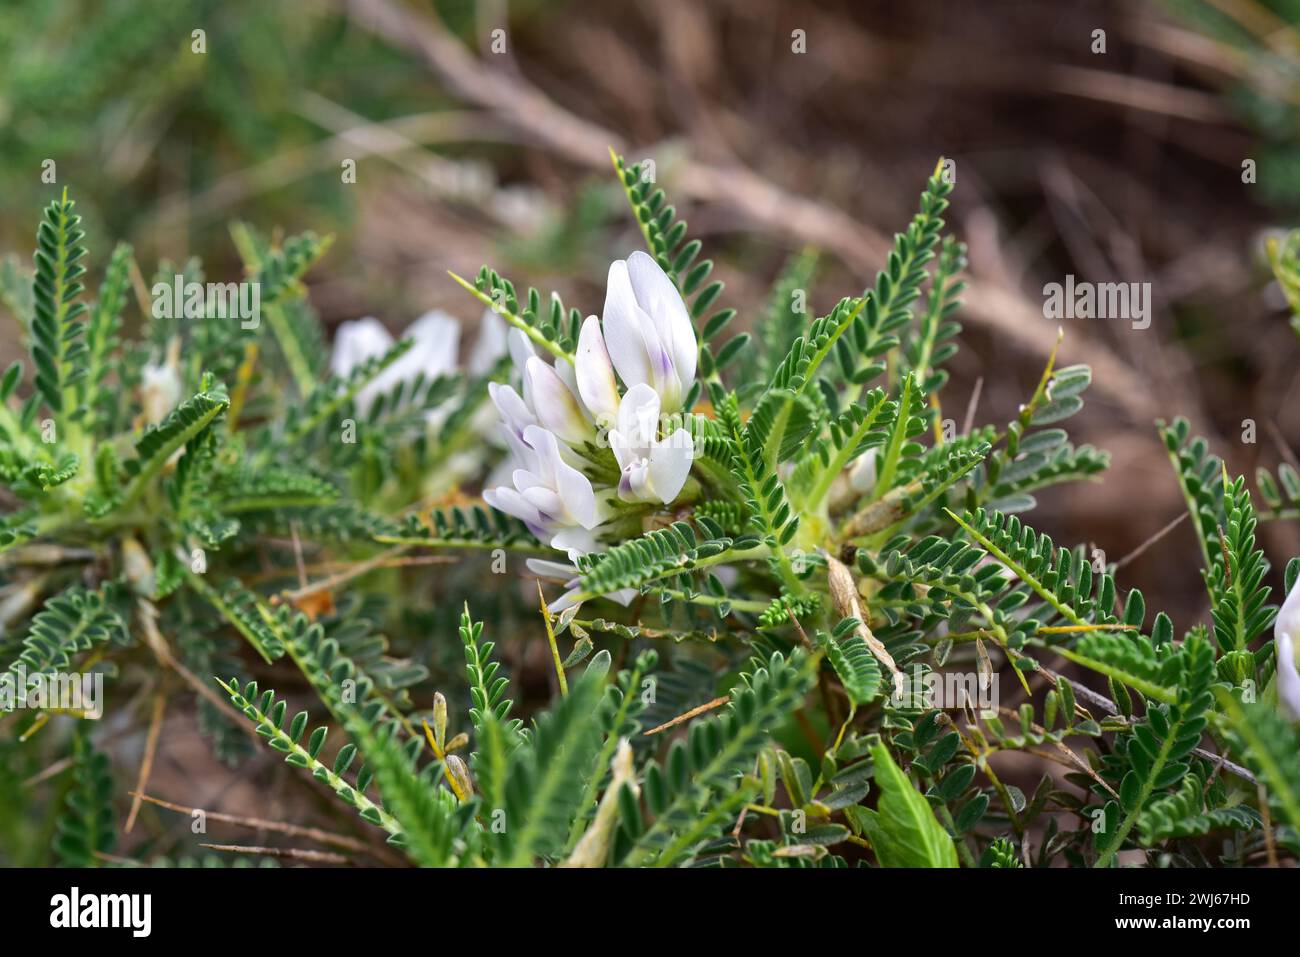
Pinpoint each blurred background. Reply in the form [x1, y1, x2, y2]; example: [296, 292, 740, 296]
[2, 0, 1299, 859]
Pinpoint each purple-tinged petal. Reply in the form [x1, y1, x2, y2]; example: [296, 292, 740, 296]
[627, 250, 696, 396]
[525, 356, 591, 446]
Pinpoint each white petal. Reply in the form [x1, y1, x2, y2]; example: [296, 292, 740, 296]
[507, 328, 536, 372]
[469, 308, 508, 375]
[522, 425, 558, 484]
[1275, 579, 1300, 719]
[627, 250, 696, 395]
[618, 458, 652, 502]
[551, 525, 601, 559]
[602, 259, 654, 390]
[555, 466, 598, 528]
[546, 587, 584, 614]
[607, 588, 637, 607]
[140, 362, 182, 425]
[500, 426, 539, 475]
[483, 486, 541, 528]
[1277, 631, 1300, 720]
[647, 429, 694, 503]
[616, 382, 661, 452]
[511, 467, 544, 491]
[330, 317, 393, 378]
[575, 315, 621, 423]
[526, 558, 578, 583]
[849, 448, 879, 493]
[525, 426, 597, 528]
[525, 356, 591, 446]
[520, 484, 564, 518]
[489, 382, 536, 440]
[404, 310, 461, 379]
[607, 429, 632, 472]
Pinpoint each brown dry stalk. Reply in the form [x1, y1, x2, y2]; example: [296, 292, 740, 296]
[643, 696, 731, 736]
[131, 791, 379, 856]
[275, 544, 443, 604]
[840, 484, 911, 541]
[136, 599, 257, 740]
[200, 843, 350, 865]
[824, 552, 900, 679]
[124, 691, 167, 833]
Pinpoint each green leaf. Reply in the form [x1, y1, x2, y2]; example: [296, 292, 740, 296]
[29, 188, 89, 419]
[53, 731, 115, 867]
[121, 389, 230, 507]
[857, 738, 958, 868]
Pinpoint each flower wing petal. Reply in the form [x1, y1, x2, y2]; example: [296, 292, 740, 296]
[648, 429, 694, 503]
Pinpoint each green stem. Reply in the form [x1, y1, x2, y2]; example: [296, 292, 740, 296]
[1094, 730, 1176, 868]
[448, 272, 572, 363]
[264, 302, 316, 398]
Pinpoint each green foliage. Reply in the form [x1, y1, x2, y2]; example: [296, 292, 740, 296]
[218, 677, 403, 841]
[80, 241, 132, 435]
[377, 506, 534, 551]
[750, 248, 819, 388]
[952, 507, 1129, 630]
[1136, 763, 1258, 846]
[486, 662, 608, 865]
[121, 387, 230, 506]
[30, 189, 89, 420]
[850, 738, 958, 868]
[1094, 630, 1215, 867]
[1207, 474, 1274, 653]
[457, 266, 579, 361]
[1215, 688, 1300, 835]
[1158, 417, 1225, 571]
[54, 731, 115, 867]
[577, 520, 747, 597]
[3, 587, 126, 690]
[1256, 462, 1300, 520]
[458, 604, 522, 740]
[2, 157, 1293, 872]
[819, 619, 882, 707]
[718, 389, 802, 567]
[834, 164, 952, 392]
[980, 837, 1021, 868]
[617, 650, 816, 866]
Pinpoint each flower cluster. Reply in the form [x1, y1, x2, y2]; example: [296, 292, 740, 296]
[483, 252, 697, 563]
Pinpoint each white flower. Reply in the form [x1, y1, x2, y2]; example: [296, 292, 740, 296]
[330, 311, 460, 414]
[482, 425, 609, 558]
[1275, 577, 1300, 720]
[140, 359, 182, 427]
[575, 315, 621, 424]
[849, 448, 879, 494]
[140, 339, 184, 465]
[527, 558, 635, 613]
[601, 251, 696, 413]
[482, 253, 700, 594]
[468, 308, 508, 376]
[524, 355, 593, 447]
[609, 384, 694, 504]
